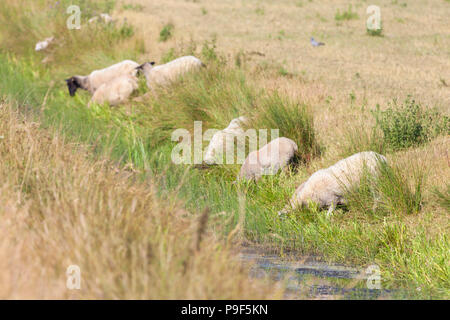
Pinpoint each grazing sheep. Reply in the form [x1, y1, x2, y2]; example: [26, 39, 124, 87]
[280, 151, 387, 216]
[88, 74, 139, 107]
[35, 36, 54, 51]
[204, 116, 247, 165]
[65, 60, 140, 97]
[88, 13, 113, 24]
[238, 137, 298, 181]
[137, 56, 204, 90]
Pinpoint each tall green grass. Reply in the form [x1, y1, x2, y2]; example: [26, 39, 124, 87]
[344, 160, 425, 217]
[0, 0, 448, 298]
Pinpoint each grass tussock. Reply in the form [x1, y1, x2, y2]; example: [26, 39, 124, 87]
[344, 159, 425, 217]
[0, 101, 278, 299]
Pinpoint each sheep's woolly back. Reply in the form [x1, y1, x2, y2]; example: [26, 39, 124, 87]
[35, 36, 54, 51]
[84, 60, 140, 94]
[204, 117, 247, 165]
[238, 137, 298, 181]
[289, 151, 387, 209]
[142, 56, 204, 89]
[89, 74, 138, 107]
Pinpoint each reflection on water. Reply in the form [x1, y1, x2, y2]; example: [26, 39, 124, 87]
[238, 248, 411, 300]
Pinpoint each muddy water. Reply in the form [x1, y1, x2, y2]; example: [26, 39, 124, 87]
[238, 248, 409, 300]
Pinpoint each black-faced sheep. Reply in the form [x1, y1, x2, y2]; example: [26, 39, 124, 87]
[65, 60, 140, 97]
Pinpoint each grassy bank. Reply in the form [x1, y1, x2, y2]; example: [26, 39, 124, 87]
[0, 0, 448, 298]
[0, 99, 281, 299]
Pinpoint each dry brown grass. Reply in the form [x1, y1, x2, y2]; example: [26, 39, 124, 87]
[0, 101, 280, 299]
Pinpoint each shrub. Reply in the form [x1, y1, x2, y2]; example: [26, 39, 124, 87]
[159, 23, 174, 42]
[372, 97, 449, 150]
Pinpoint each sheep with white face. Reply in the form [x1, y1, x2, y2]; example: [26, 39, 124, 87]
[279, 151, 387, 216]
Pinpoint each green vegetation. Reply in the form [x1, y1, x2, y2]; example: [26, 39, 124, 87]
[367, 23, 383, 36]
[342, 97, 449, 155]
[433, 185, 450, 211]
[159, 23, 175, 42]
[0, 0, 448, 299]
[335, 5, 359, 21]
[122, 3, 145, 11]
[373, 97, 449, 151]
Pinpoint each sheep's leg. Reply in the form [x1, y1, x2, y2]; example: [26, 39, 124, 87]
[326, 202, 336, 217]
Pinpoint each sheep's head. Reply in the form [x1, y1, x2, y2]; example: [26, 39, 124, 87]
[65, 77, 82, 96]
[136, 61, 155, 75]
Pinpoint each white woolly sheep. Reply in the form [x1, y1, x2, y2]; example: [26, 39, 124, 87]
[137, 56, 204, 90]
[88, 13, 113, 24]
[65, 60, 140, 97]
[35, 36, 54, 51]
[280, 151, 387, 216]
[204, 116, 247, 165]
[88, 74, 139, 107]
[238, 137, 298, 181]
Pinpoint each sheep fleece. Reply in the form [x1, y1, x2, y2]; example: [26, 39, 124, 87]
[204, 116, 247, 165]
[143, 56, 203, 88]
[239, 137, 298, 181]
[288, 151, 387, 209]
[86, 60, 140, 94]
[89, 75, 138, 107]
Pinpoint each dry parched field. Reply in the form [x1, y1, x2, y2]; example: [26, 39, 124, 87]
[0, 0, 448, 299]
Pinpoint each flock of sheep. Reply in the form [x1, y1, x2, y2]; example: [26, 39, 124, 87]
[65, 56, 388, 216]
[65, 55, 204, 106]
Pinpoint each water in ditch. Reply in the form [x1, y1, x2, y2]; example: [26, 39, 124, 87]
[238, 247, 415, 300]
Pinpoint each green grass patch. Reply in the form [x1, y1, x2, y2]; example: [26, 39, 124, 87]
[159, 23, 174, 42]
[0, 0, 448, 299]
[335, 5, 359, 21]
